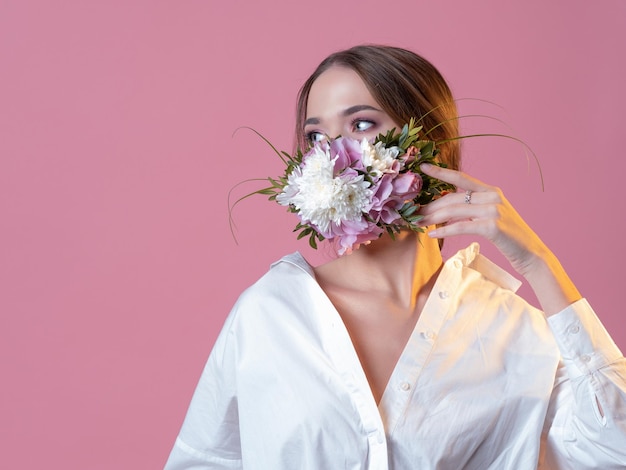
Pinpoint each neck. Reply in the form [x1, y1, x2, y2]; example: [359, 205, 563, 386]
[319, 229, 443, 309]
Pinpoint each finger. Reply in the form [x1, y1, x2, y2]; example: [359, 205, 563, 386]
[420, 163, 491, 193]
[419, 203, 497, 227]
[418, 191, 466, 215]
[427, 218, 494, 239]
[419, 189, 501, 216]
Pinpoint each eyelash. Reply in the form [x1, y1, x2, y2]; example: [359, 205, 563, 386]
[305, 119, 377, 144]
[352, 118, 375, 133]
[305, 131, 326, 144]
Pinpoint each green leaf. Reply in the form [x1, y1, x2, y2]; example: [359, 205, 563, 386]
[296, 229, 310, 240]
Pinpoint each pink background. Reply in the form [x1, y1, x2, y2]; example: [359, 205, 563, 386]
[1, 1, 624, 468]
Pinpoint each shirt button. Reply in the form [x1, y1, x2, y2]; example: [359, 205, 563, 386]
[581, 355, 591, 363]
[400, 382, 411, 391]
[568, 324, 580, 334]
[438, 291, 449, 299]
[377, 432, 385, 444]
[453, 259, 462, 269]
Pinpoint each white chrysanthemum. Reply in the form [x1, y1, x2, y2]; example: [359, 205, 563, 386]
[300, 145, 335, 180]
[277, 145, 372, 233]
[275, 165, 302, 206]
[276, 145, 333, 207]
[360, 139, 400, 177]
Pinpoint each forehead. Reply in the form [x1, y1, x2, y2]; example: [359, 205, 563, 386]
[306, 66, 379, 118]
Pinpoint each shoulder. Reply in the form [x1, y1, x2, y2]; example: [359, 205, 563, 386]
[451, 243, 551, 329]
[449, 243, 521, 293]
[452, 244, 559, 351]
[237, 252, 313, 303]
[227, 252, 320, 328]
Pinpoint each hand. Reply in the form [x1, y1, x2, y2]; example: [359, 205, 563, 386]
[417, 163, 581, 315]
[417, 163, 547, 278]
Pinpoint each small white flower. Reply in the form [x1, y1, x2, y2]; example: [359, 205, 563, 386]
[360, 139, 400, 177]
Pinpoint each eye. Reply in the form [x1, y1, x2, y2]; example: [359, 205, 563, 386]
[306, 131, 327, 145]
[352, 119, 375, 133]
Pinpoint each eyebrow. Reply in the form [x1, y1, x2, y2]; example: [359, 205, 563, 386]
[304, 104, 383, 127]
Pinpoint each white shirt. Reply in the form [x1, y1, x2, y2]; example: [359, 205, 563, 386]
[165, 244, 626, 469]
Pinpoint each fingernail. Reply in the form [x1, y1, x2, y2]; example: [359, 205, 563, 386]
[420, 163, 432, 170]
[428, 229, 438, 238]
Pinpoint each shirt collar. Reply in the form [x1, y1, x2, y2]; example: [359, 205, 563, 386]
[451, 243, 522, 293]
[271, 243, 522, 293]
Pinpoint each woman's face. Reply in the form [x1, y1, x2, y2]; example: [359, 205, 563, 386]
[304, 66, 399, 145]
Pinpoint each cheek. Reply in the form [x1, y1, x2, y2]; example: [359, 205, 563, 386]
[358, 129, 382, 141]
[385, 117, 403, 133]
[373, 119, 402, 139]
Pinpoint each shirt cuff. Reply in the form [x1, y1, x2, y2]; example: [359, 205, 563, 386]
[547, 298, 623, 379]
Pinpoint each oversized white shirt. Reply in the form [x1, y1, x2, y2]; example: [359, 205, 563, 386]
[165, 244, 626, 469]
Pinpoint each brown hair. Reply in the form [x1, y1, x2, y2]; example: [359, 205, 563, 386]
[295, 44, 460, 171]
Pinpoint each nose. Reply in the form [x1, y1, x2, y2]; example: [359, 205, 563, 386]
[329, 127, 346, 140]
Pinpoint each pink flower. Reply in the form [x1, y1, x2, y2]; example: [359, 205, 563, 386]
[369, 173, 422, 224]
[329, 137, 365, 174]
[331, 219, 383, 255]
[401, 146, 419, 166]
[393, 172, 422, 197]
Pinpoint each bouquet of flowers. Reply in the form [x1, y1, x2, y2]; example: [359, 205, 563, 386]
[247, 118, 456, 255]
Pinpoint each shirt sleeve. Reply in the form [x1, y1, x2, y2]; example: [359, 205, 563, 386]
[164, 311, 243, 470]
[542, 298, 626, 469]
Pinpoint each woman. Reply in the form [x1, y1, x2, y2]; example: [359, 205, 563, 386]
[165, 45, 626, 469]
